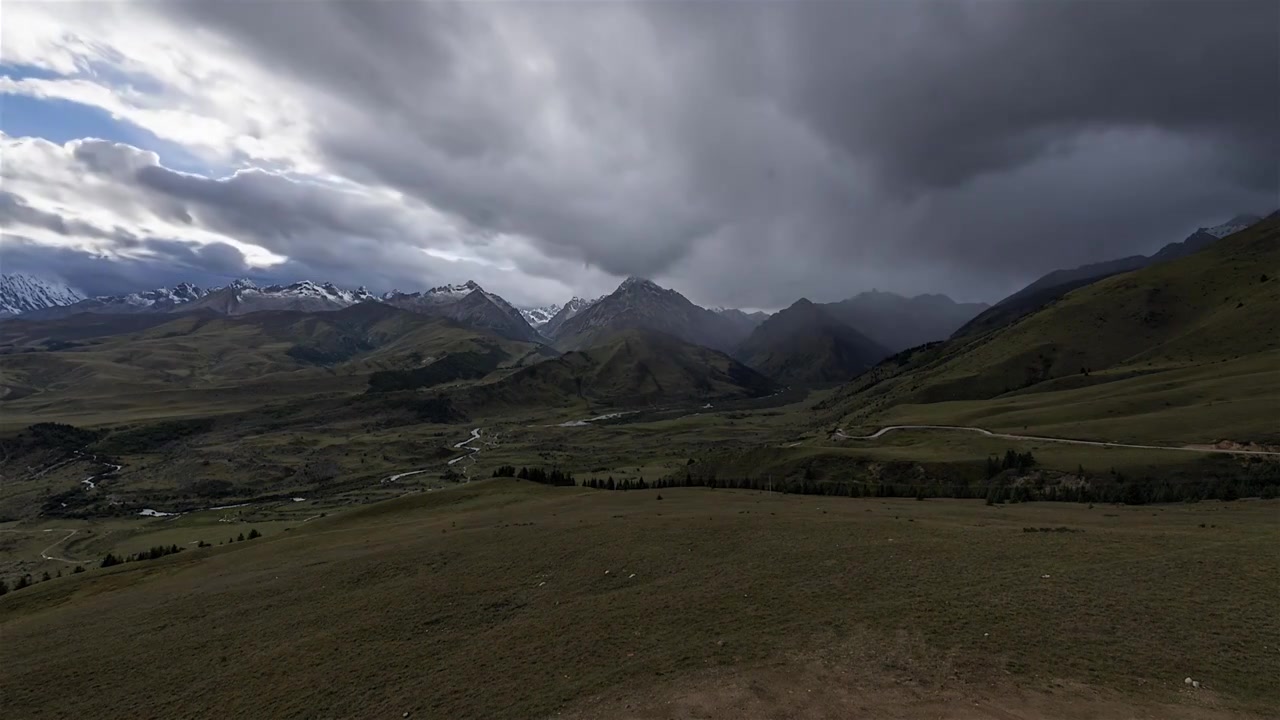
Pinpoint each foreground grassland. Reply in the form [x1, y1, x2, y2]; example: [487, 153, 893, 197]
[1, 480, 1276, 719]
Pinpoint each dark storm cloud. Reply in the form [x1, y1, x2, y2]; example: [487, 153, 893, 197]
[151, 0, 1277, 307]
[764, 0, 1280, 193]
[18, 1, 1277, 308]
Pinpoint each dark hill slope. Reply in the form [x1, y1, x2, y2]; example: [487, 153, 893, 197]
[471, 328, 774, 409]
[736, 299, 890, 385]
[827, 213, 1280, 411]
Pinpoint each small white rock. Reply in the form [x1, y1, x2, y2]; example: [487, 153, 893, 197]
[1041, 574, 1051, 579]
[604, 570, 611, 575]
[629, 573, 636, 579]
[1184, 677, 1193, 686]
[1192, 681, 1201, 689]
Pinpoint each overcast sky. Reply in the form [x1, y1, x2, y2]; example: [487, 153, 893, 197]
[1, 1, 1275, 309]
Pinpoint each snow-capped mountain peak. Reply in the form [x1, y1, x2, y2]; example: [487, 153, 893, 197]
[1202, 214, 1262, 239]
[520, 303, 562, 328]
[0, 273, 84, 316]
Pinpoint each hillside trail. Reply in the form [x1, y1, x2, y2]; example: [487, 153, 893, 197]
[832, 425, 1280, 456]
[0, 528, 83, 564]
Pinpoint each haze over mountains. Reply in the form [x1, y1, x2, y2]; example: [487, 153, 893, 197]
[0, 212, 1268, 391]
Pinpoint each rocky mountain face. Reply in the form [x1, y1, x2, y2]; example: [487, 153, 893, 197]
[736, 299, 889, 385]
[16, 282, 209, 321]
[549, 277, 749, 352]
[823, 291, 988, 353]
[182, 280, 371, 316]
[382, 281, 541, 342]
[520, 304, 561, 328]
[540, 295, 601, 337]
[0, 273, 84, 316]
[953, 214, 1267, 339]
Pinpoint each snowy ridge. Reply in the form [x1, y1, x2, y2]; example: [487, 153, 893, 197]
[0, 273, 84, 315]
[113, 282, 209, 308]
[1202, 214, 1262, 239]
[520, 304, 562, 327]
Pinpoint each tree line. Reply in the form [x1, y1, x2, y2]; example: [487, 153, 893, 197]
[2, 529, 264, 597]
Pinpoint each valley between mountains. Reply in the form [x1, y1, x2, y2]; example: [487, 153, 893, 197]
[1, 213, 1277, 720]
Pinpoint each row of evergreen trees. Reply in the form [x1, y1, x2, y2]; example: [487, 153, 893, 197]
[2, 529, 266, 597]
[101, 543, 185, 567]
[0, 565, 86, 596]
[577, 468, 1279, 505]
[986, 450, 1037, 478]
[515, 467, 576, 486]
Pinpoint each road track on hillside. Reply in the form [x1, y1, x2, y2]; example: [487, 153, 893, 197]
[833, 425, 1280, 456]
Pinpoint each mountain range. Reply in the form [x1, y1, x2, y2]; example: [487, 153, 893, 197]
[2, 213, 1260, 391]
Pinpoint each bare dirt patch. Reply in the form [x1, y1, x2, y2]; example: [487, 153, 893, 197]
[560, 632, 1264, 720]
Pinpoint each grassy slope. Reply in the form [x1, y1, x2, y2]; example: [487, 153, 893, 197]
[2, 481, 1276, 719]
[829, 217, 1280, 443]
[469, 329, 774, 410]
[0, 307, 539, 428]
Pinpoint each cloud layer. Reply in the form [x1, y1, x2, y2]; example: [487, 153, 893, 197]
[2, 1, 1276, 308]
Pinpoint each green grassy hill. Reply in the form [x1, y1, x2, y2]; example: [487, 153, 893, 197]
[470, 328, 775, 410]
[2, 480, 1276, 719]
[0, 305, 541, 428]
[826, 215, 1280, 443]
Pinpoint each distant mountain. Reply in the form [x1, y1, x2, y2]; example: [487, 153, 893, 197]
[541, 296, 601, 337]
[520, 304, 561, 328]
[736, 299, 889, 385]
[18, 282, 207, 321]
[180, 279, 371, 316]
[551, 277, 748, 352]
[12, 276, 540, 344]
[472, 328, 775, 409]
[0, 273, 84, 317]
[713, 307, 771, 338]
[953, 214, 1266, 338]
[822, 291, 987, 353]
[382, 281, 541, 343]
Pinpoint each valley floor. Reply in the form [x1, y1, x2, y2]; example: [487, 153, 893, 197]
[2, 480, 1276, 719]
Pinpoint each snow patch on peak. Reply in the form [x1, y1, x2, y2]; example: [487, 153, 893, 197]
[428, 280, 481, 296]
[521, 303, 562, 327]
[1203, 214, 1262, 239]
[0, 273, 85, 315]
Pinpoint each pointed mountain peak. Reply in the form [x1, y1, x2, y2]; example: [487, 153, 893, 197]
[618, 276, 660, 292]
[229, 277, 258, 291]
